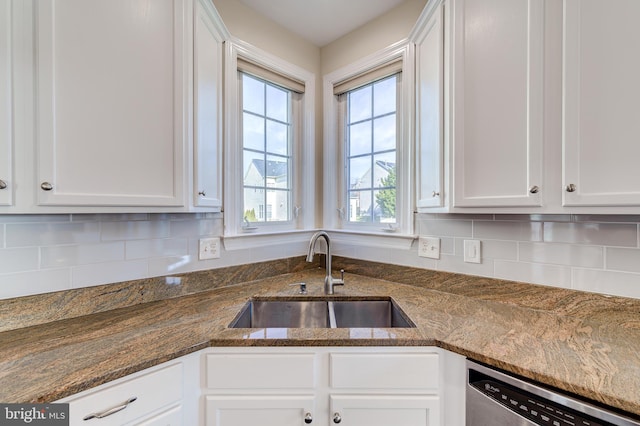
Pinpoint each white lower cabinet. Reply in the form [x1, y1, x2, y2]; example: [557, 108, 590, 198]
[202, 347, 453, 426]
[205, 395, 315, 426]
[57, 353, 200, 426]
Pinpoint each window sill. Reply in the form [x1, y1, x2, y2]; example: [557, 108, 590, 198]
[328, 229, 417, 250]
[222, 228, 417, 252]
[222, 229, 318, 251]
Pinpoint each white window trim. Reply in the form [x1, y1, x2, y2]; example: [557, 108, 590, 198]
[323, 40, 416, 237]
[224, 38, 316, 246]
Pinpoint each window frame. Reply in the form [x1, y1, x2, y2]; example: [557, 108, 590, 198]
[224, 38, 316, 244]
[323, 41, 415, 239]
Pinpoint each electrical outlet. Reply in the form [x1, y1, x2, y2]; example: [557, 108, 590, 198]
[418, 237, 440, 259]
[464, 239, 481, 263]
[199, 237, 220, 260]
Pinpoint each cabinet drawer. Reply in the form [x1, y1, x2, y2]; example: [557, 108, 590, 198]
[330, 353, 439, 391]
[206, 353, 315, 390]
[66, 363, 182, 426]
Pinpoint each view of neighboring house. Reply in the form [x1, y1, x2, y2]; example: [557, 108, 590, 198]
[244, 158, 290, 222]
[349, 160, 395, 223]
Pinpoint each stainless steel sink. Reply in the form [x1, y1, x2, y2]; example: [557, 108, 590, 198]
[330, 300, 414, 328]
[229, 298, 415, 329]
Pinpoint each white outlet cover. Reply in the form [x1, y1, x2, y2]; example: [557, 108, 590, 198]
[199, 237, 220, 260]
[464, 239, 481, 263]
[418, 237, 440, 259]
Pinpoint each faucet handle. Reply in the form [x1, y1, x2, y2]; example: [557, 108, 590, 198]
[290, 282, 307, 294]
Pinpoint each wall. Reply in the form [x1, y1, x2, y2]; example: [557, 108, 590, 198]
[211, 0, 325, 226]
[3, 213, 640, 300]
[0, 213, 309, 299]
[332, 213, 640, 300]
[320, 0, 428, 75]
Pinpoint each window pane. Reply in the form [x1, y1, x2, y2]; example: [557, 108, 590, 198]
[348, 190, 372, 222]
[349, 121, 371, 157]
[243, 113, 264, 151]
[242, 74, 264, 115]
[243, 150, 265, 187]
[349, 85, 371, 122]
[374, 189, 396, 223]
[266, 155, 289, 189]
[241, 71, 292, 224]
[267, 189, 289, 221]
[373, 76, 396, 116]
[266, 85, 288, 122]
[373, 114, 396, 152]
[244, 187, 265, 222]
[374, 152, 396, 188]
[349, 156, 371, 190]
[266, 120, 288, 155]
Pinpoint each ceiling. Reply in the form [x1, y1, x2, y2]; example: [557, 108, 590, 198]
[239, 0, 406, 47]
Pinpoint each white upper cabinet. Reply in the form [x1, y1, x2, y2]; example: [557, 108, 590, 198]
[562, 0, 640, 207]
[193, 0, 226, 209]
[2, 0, 227, 213]
[450, 0, 544, 208]
[413, 1, 445, 210]
[35, 0, 186, 207]
[0, 0, 12, 206]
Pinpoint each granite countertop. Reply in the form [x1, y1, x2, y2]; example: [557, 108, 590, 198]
[0, 266, 639, 418]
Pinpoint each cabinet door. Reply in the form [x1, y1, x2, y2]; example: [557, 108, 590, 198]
[451, 0, 543, 207]
[35, 0, 185, 207]
[563, 0, 640, 206]
[193, 0, 225, 209]
[204, 395, 315, 426]
[0, 0, 12, 206]
[415, 2, 445, 209]
[330, 395, 440, 426]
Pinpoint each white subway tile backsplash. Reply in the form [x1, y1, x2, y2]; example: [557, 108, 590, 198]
[72, 260, 148, 288]
[0, 248, 39, 273]
[0, 269, 71, 299]
[474, 220, 543, 241]
[572, 268, 640, 299]
[454, 238, 518, 261]
[100, 220, 170, 241]
[519, 242, 604, 268]
[3, 212, 640, 300]
[126, 238, 188, 260]
[41, 242, 125, 268]
[605, 247, 640, 273]
[494, 260, 571, 287]
[170, 219, 221, 238]
[419, 219, 473, 238]
[6, 222, 100, 247]
[543, 222, 638, 247]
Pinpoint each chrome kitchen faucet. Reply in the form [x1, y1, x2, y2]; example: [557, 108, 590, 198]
[306, 231, 344, 295]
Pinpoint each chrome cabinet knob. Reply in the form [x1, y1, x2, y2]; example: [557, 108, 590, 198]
[304, 412, 313, 424]
[529, 185, 539, 194]
[333, 413, 342, 424]
[432, 190, 440, 197]
[0, 180, 6, 189]
[198, 190, 206, 196]
[565, 183, 577, 193]
[40, 182, 53, 191]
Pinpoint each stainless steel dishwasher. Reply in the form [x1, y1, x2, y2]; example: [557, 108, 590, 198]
[466, 360, 640, 426]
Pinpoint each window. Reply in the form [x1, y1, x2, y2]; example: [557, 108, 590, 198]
[224, 40, 316, 242]
[345, 75, 398, 224]
[241, 73, 292, 223]
[323, 43, 413, 237]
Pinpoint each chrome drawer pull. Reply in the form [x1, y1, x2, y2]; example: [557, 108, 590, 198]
[83, 396, 137, 421]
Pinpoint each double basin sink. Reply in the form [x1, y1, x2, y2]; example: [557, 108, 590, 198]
[229, 297, 415, 329]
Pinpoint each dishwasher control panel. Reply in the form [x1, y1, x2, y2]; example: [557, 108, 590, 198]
[467, 360, 640, 426]
[470, 369, 608, 426]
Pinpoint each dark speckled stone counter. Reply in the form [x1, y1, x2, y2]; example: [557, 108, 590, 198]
[1, 257, 639, 419]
